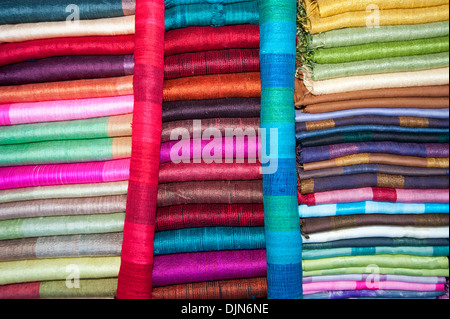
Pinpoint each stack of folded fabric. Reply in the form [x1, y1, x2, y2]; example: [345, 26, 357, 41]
[295, 0, 450, 299]
[0, 0, 137, 299]
[149, 1, 269, 300]
[0, 0, 269, 300]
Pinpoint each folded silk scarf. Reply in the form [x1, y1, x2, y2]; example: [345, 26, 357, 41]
[153, 227, 265, 255]
[159, 136, 260, 163]
[164, 1, 259, 32]
[299, 95, 450, 113]
[0, 195, 127, 221]
[153, 277, 267, 300]
[302, 246, 449, 259]
[164, 25, 259, 57]
[302, 238, 450, 250]
[0, 0, 136, 24]
[0, 114, 132, 145]
[301, 0, 449, 18]
[0, 277, 267, 299]
[0, 76, 133, 104]
[303, 267, 449, 278]
[298, 201, 449, 218]
[301, 226, 449, 243]
[305, 37, 449, 64]
[298, 132, 449, 148]
[152, 249, 266, 288]
[163, 72, 261, 102]
[298, 173, 449, 194]
[303, 280, 445, 294]
[164, 48, 260, 80]
[0, 2, 260, 42]
[0, 25, 258, 67]
[303, 290, 445, 299]
[304, 21, 449, 50]
[0, 137, 131, 167]
[162, 98, 260, 122]
[302, 254, 449, 274]
[2, 49, 257, 85]
[158, 160, 262, 183]
[302, 67, 449, 95]
[298, 187, 450, 206]
[0, 213, 125, 240]
[161, 117, 260, 143]
[295, 108, 450, 122]
[301, 154, 449, 171]
[305, 52, 450, 81]
[0, 181, 129, 204]
[295, 125, 449, 141]
[0, 228, 265, 261]
[0, 233, 123, 262]
[299, 0, 449, 34]
[0, 55, 135, 86]
[303, 274, 447, 284]
[301, 214, 449, 235]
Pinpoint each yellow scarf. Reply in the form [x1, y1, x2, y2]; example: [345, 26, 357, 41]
[301, 0, 450, 34]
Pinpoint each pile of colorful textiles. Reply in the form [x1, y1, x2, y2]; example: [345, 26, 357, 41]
[0, 0, 136, 299]
[149, 1, 269, 300]
[295, 0, 450, 299]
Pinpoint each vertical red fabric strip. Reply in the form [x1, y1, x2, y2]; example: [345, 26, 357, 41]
[117, 0, 165, 299]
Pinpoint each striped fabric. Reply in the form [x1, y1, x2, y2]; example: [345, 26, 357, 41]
[259, 0, 303, 299]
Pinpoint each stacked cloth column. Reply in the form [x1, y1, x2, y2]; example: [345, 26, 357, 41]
[295, 0, 450, 299]
[258, 0, 304, 299]
[149, 0, 270, 300]
[0, 1, 136, 299]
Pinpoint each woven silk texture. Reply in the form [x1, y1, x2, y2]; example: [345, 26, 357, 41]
[141, 0, 269, 300]
[0, 0, 264, 300]
[0, 2, 259, 43]
[0, 0, 141, 301]
[299, 0, 450, 34]
[295, 0, 450, 299]
[2, 0, 449, 301]
[116, 0, 267, 300]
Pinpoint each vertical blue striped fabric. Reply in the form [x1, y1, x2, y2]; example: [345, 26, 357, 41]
[258, 0, 303, 299]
